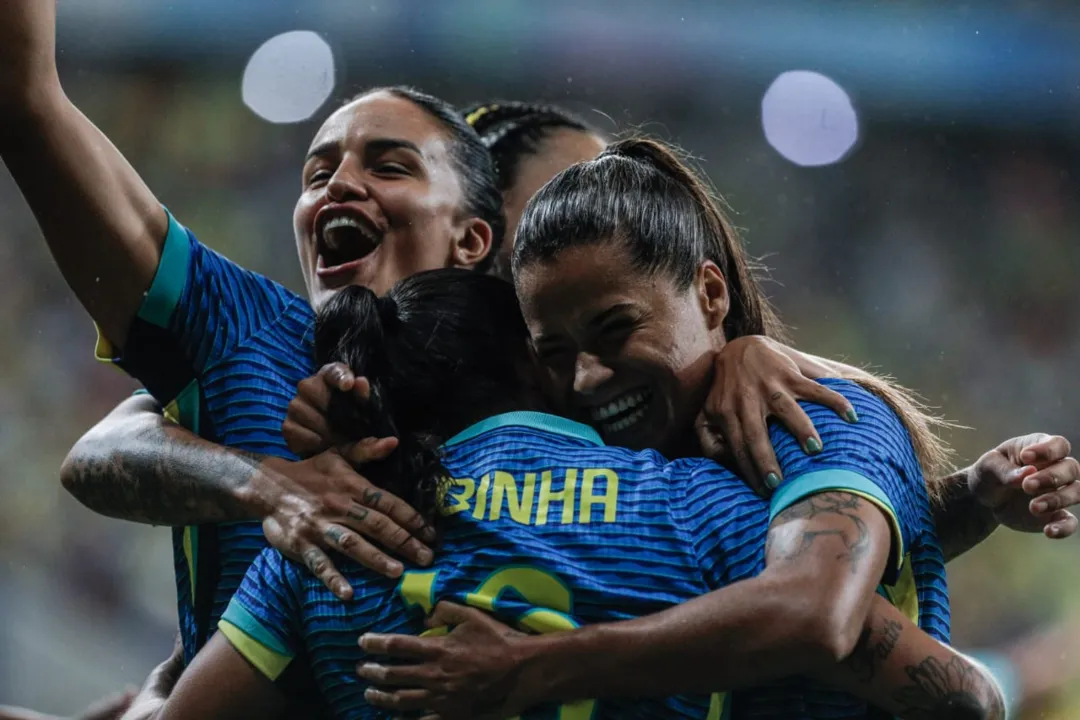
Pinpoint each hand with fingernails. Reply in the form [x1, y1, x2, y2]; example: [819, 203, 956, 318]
[696, 336, 855, 496]
[264, 362, 436, 600]
[968, 433, 1080, 538]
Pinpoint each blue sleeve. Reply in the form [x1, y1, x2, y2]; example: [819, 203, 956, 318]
[95, 209, 299, 405]
[218, 548, 304, 682]
[768, 379, 929, 585]
[671, 459, 769, 590]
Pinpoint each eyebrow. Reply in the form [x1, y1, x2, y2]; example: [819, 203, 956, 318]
[304, 137, 423, 163]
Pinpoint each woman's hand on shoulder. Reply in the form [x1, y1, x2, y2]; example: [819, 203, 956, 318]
[696, 336, 856, 497]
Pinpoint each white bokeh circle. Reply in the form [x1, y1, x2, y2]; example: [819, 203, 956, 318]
[762, 70, 859, 167]
[242, 31, 335, 124]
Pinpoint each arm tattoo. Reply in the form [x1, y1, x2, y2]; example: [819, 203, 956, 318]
[766, 492, 872, 573]
[64, 412, 266, 526]
[932, 469, 997, 563]
[843, 617, 902, 683]
[893, 656, 1004, 720]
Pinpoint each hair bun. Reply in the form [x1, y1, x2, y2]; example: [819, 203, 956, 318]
[376, 295, 400, 331]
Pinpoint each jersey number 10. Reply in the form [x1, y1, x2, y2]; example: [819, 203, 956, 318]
[398, 565, 596, 719]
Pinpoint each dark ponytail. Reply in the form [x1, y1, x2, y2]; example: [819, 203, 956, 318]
[463, 100, 605, 193]
[314, 286, 446, 523]
[313, 270, 532, 527]
[513, 136, 952, 488]
[513, 135, 786, 341]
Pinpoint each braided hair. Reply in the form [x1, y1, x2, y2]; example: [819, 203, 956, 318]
[463, 101, 604, 193]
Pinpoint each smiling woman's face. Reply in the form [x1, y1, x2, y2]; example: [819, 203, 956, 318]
[293, 91, 471, 308]
[516, 241, 721, 456]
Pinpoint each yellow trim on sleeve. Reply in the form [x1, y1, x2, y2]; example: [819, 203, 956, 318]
[882, 554, 919, 624]
[93, 323, 119, 363]
[219, 619, 293, 681]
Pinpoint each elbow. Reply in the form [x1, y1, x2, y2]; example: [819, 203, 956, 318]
[60, 431, 108, 501]
[778, 584, 868, 666]
[757, 569, 869, 668]
[798, 602, 866, 665]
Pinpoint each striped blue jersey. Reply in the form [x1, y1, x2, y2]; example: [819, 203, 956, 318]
[732, 378, 950, 718]
[221, 385, 948, 719]
[96, 209, 316, 666]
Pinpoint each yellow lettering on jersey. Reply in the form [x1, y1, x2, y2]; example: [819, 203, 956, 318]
[489, 471, 536, 524]
[536, 469, 577, 526]
[398, 570, 438, 615]
[579, 468, 619, 523]
[472, 473, 491, 520]
[443, 477, 476, 516]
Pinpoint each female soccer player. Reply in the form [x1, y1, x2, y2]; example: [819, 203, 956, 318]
[128, 268, 1006, 719]
[0, 0, 504, 674]
[348, 139, 1065, 718]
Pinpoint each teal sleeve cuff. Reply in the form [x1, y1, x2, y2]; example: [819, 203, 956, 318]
[221, 597, 292, 656]
[136, 208, 191, 328]
[770, 469, 904, 583]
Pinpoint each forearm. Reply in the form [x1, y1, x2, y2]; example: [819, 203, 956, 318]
[817, 596, 1005, 719]
[516, 492, 888, 704]
[515, 571, 841, 703]
[62, 397, 270, 526]
[932, 467, 998, 562]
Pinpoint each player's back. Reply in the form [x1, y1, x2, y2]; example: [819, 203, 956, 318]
[228, 411, 766, 719]
[226, 387, 949, 719]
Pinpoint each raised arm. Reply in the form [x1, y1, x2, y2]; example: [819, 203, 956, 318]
[0, 0, 167, 348]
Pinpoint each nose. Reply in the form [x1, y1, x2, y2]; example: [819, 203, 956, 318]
[326, 160, 369, 203]
[573, 352, 615, 395]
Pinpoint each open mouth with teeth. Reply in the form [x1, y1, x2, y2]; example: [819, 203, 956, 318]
[317, 215, 382, 275]
[589, 388, 653, 436]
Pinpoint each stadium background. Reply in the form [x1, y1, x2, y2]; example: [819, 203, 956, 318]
[1, 0, 1078, 716]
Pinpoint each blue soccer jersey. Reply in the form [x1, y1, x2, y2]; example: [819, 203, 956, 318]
[95, 210, 316, 665]
[219, 388, 948, 719]
[730, 378, 950, 718]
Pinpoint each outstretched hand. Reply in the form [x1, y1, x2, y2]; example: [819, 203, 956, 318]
[970, 433, 1079, 538]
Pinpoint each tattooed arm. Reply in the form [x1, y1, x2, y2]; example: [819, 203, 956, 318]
[355, 491, 906, 715]
[821, 599, 1005, 719]
[61, 394, 265, 525]
[60, 395, 436, 597]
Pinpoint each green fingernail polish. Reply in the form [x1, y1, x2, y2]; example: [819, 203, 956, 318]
[845, 409, 859, 423]
[765, 473, 781, 490]
[805, 437, 822, 454]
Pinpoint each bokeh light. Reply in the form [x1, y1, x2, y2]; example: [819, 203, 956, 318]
[241, 31, 335, 124]
[761, 70, 859, 167]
